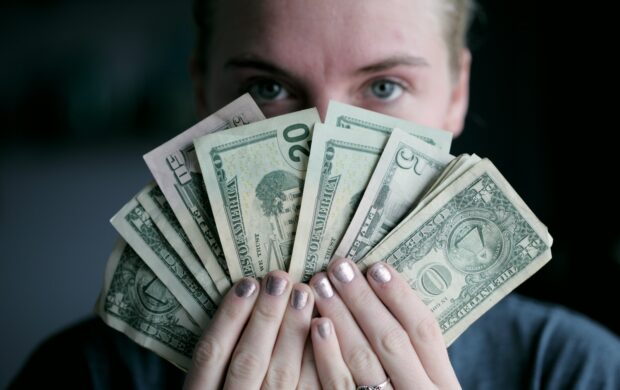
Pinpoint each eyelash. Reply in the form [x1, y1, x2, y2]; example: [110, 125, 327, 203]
[363, 77, 409, 101]
[239, 77, 294, 103]
[238, 75, 411, 106]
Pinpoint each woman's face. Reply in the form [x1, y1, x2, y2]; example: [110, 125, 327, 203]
[200, 0, 470, 136]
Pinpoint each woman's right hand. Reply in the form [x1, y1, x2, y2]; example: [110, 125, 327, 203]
[309, 259, 461, 390]
[183, 270, 317, 389]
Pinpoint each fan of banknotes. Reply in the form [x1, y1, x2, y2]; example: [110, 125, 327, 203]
[95, 94, 553, 370]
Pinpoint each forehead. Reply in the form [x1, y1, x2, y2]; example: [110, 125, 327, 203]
[208, 0, 445, 72]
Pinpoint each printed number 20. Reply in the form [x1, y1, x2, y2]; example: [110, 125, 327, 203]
[284, 123, 310, 162]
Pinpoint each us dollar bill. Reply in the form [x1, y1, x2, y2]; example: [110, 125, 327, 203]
[111, 188, 218, 327]
[96, 239, 202, 371]
[359, 159, 553, 346]
[143, 94, 265, 294]
[377, 154, 482, 248]
[195, 109, 320, 281]
[414, 154, 482, 214]
[288, 123, 387, 283]
[335, 128, 454, 262]
[137, 182, 222, 303]
[325, 101, 453, 152]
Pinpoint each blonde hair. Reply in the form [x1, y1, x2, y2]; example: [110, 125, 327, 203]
[193, 0, 476, 77]
[441, 0, 476, 74]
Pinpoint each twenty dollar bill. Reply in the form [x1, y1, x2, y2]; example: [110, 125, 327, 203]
[288, 123, 387, 282]
[325, 101, 453, 151]
[195, 109, 320, 281]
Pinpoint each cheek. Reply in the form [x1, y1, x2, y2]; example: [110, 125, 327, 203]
[408, 72, 454, 129]
[385, 91, 452, 130]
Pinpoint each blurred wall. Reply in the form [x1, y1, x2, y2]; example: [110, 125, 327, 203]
[1, 0, 618, 388]
[1, 1, 198, 386]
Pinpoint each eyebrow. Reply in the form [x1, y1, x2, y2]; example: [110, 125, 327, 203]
[356, 55, 430, 74]
[225, 56, 294, 78]
[224, 53, 429, 77]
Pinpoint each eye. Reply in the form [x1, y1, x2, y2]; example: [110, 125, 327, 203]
[367, 79, 405, 101]
[246, 79, 290, 103]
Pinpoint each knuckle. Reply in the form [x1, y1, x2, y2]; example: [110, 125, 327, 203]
[192, 335, 221, 368]
[346, 345, 376, 373]
[255, 301, 282, 323]
[296, 380, 316, 390]
[396, 277, 413, 297]
[379, 325, 411, 355]
[263, 365, 297, 389]
[228, 349, 263, 382]
[323, 375, 356, 390]
[296, 372, 321, 390]
[415, 314, 442, 343]
[219, 299, 245, 321]
[355, 285, 375, 307]
[326, 307, 350, 326]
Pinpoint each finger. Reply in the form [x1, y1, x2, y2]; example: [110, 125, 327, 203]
[184, 277, 259, 390]
[310, 273, 386, 386]
[311, 318, 355, 390]
[262, 283, 314, 389]
[223, 271, 292, 389]
[367, 262, 460, 388]
[327, 258, 430, 388]
[297, 338, 322, 390]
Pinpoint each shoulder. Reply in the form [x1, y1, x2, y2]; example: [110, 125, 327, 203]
[10, 317, 185, 389]
[449, 293, 620, 390]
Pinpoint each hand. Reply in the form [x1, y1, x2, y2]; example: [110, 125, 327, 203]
[184, 270, 315, 389]
[309, 258, 461, 389]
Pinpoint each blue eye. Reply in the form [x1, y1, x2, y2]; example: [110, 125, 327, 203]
[369, 79, 404, 101]
[247, 80, 290, 103]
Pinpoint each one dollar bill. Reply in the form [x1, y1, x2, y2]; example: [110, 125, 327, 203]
[111, 187, 218, 328]
[96, 239, 202, 371]
[143, 94, 265, 294]
[360, 159, 553, 346]
[137, 182, 222, 303]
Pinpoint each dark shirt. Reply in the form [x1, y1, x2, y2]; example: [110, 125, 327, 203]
[10, 294, 620, 389]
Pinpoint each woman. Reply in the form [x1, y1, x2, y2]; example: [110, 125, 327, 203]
[182, 0, 619, 389]
[11, 0, 620, 389]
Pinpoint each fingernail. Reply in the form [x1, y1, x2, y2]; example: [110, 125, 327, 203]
[317, 321, 331, 339]
[291, 288, 309, 310]
[266, 275, 288, 296]
[313, 276, 334, 299]
[235, 278, 257, 298]
[370, 263, 392, 284]
[332, 261, 355, 283]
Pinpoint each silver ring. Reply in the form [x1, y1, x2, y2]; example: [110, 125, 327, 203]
[356, 377, 390, 390]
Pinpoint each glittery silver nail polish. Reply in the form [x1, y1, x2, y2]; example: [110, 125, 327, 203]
[235, 278, 257, 298]
[333, 261, 355, 283]
[313, 276, 334, 299]
[291, 289, 309, 310]
[266, 275, 288, 296]
[318, 321, 331, 339]
[370, 263, 392, 284]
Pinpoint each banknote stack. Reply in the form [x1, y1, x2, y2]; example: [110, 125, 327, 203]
[96, 94, 553, 370]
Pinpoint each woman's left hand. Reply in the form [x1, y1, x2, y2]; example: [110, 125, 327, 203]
[309, 258, 462, 390]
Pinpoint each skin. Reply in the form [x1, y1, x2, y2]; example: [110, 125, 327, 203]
[186, 0, 470, 388]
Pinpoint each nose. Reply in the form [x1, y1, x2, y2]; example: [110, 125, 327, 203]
[309, 95, 330, 123]
[305, 89, 348, 122]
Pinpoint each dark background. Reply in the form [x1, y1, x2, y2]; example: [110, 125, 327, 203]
[1, 0, 618, 387]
